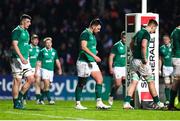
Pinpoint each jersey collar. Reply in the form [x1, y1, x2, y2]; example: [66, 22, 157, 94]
[45, 47, 52, 52]
[119, 40, 125, 46]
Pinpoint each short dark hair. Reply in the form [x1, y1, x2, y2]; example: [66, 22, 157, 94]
[147, 19, 158, 26]
[89, 18, 102, 27]
[20, 14, 32, 21]
[31, 34, 39, 40]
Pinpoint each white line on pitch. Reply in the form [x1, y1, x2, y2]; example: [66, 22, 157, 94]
[5, 111, 87, 120]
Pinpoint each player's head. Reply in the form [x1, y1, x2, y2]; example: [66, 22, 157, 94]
[43, 37, 52, 49]
[147, 19, 158, 34]
[121, 31, 126, 43]
[163, 34, 170, 45]
[31, 34, 39, 46]
[89, 18, 102, 34]
[20, 14, 31, 29]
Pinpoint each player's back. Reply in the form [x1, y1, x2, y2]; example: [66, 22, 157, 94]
[132, 28, 150, 59]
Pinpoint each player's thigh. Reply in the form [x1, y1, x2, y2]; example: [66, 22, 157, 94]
[10, 58, 23, 79]
[41, 69, 51, 81]
[49, 71, 54, 83]
[32, 68, 41, 77]
[113, 67, 125, 79]
[76, 60, 90, 77]
[19, 60, 34, 82]
[162, 65, 173, 77]
[90, 62, 103, 84]
[130, 59, 141, 81]
[172, 58, 180, 77]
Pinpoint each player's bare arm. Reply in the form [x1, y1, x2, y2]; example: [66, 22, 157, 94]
[109, 53, 115, 74]
[81, 40, 101, 62]
[141, 39, 148, 64]
[35, 61, 41, 78]
[12, 40, 28, 64]
[55, 59, 62, 75]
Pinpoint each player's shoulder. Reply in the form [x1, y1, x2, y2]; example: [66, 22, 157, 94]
[171, 27, 180, 36]
[160, 44, 165, 49]
[40, 47, 46, 52]
[36, 45, 41, 49]
[113, 41, 120, 46]
[12, 26, 21, 33]
[81, 29, 90, 36]
[51, 48, 57, 52]
[141, 28, 149, 34]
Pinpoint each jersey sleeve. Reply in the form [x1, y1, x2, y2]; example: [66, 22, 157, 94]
[111, 45, 116, 54]
[159, 46, 167, 56]
[142, 31, 150, 41]
[170, 31, 177, 50]
[80, 32, 89, 41]
[12, 30, 21, 41]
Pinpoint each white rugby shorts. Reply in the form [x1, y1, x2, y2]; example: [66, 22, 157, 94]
[10, 58, 33, 78]
[113, 67, 126, 79]
[76, 60, 100, 77]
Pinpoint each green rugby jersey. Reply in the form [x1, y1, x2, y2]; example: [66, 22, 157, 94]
[11, 25, 30, 60]
[29, 44, 40, 68]
[111, 40, 126, 67]
[159, 44, 172, 66]
[132, 28, 150, 59]
[78, 28, 97, 62]
[37, 47, 58, 71]
[171, 27, 180, 58]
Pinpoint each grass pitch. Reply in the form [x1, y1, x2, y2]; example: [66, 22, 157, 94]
[0, 100, 180, 120]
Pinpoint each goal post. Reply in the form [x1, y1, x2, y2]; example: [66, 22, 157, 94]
[125, 13, 159, 108]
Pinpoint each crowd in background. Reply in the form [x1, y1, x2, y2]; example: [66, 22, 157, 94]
[0, 0, 179, 75]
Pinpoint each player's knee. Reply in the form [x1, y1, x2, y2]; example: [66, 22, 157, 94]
[13, 73, 22, 79]
[131, 80, 138, 86]
[13, 78, 21, 85]
[116, 83, 121, 88]
[115, 79, 122, 87]
[27, 75, 35, 84]
[164, 77, 171, 84]
[131, 72, 139, 81]
[24, 70, 34, 79]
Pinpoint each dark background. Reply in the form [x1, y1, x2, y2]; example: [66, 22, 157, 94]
[0, 0, 179, 75]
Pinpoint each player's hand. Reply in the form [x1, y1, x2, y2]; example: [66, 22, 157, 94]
[94, 56, 101, 62]
[159, 70, 162, 76]
[35, 69, 40, 78]
[141, 58, 147, 65]
[57, 69, 62, 75]
[34, 73, 39, 79]
[21, 58, 28, 64]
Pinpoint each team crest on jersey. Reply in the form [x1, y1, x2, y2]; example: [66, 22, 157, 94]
[22, 33, 26, 36]
[119, 47, 123, 50]
[52, 52, 55, 56]
[29, 49, 32, 52]
[89, 36, 94, 40]
[45, 53, 48, 56]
